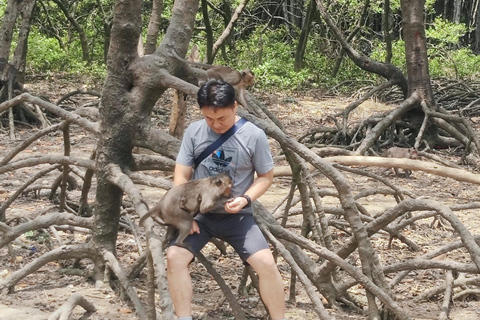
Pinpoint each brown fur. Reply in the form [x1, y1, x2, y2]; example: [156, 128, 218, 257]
[382, 147, 418, 177]
[139, 173, 232, 248]
[172, 50, 254, 107]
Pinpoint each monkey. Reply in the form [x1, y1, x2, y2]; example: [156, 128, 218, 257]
[139, 173, 233, 248]
[172, 50, 254, 108]
[381, 147, 418, 178]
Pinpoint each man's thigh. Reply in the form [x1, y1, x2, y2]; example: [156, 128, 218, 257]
[216, 214, 269, 262]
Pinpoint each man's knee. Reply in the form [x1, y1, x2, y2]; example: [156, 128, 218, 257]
[166, 245, 194, 270]
[247, 249, 278, 274]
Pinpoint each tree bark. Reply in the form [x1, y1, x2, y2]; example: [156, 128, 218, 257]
[400, 0, 435, 105]
[474, 0, 480, 53]
[202, 0, 215, 63]
[294, 0, 317, 71]
[145, 0, 164, 54]
[94, 0, 200, 272]
[315, 0, 408, 97]
[0, 0, 19, 64]
[94, 0, 146, 256]
[52, 0, 91, 62]
[453, 0, 464, 23]
[11, 0, 36, 85]
[210, 0, 250, 61]
[383, 0, 393, 63]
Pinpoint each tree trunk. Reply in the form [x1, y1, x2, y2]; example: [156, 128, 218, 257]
[210, 0, 250, 61]
[294, 0, 317, 71]
[315, 0, 408, 96]
[383, 0, 392, 63]
[0, 0, 19, 65]
[400, 0, 435, 105]
[331, 0, 371, 77]
[94, 0, 145, 256]
[94, 0, 200, 268]
[52, 0, 91, 62]
[145, 0, 164, 54]
[169, 45, 199, 139]
[202, 0, 215, 63]
[453, 0, 463, 23]
[11, 0, 36, 85]
[95, 0, 111, 64]
[474, 0, 480, 53]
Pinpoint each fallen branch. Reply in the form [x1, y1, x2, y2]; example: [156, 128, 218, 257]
[0, 212, 94, 248]
[0, 123, 61, 166]
[0, 93, 99, 134]
[197, 253, 247, 320]
[48, 292, 96, 320]
[0, 165, 60, 220]
[257, 210, 411, 320]
[102, 249, 146, 318]
[327, 155, 480, 185]
[260, 225, 333, 320]
[105, 163, 175, 318]
[0, 155, 96, 175]
[0, 243, 96, 293]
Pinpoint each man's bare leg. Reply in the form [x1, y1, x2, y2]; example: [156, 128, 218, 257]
[247, 248, 285, 320]
[166, 245, 195, 318]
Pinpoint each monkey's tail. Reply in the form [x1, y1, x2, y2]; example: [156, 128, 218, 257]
[139, 213, 166, 227]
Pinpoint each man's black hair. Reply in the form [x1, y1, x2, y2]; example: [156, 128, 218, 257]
[197, 79, 236, 109]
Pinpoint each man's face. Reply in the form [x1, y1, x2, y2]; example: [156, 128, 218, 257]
[201, 104, 237, 134]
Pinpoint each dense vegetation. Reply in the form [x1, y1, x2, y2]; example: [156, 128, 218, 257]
[2, 0, 479, 91]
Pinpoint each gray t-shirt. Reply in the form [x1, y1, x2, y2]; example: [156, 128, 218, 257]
[176, 118, 274, 214]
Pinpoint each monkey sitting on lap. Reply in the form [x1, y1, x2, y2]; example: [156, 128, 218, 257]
[139, 173, 232, 249]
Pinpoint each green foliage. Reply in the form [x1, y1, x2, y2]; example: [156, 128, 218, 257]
[233, 27, 373, 92]
[371, 39, 407, 73]
[426, 18, 467, 46]
[232, 28, 312, 90]
[0, 0, 6, 17]
[429, 48, 480, 79]
[25, 230, 51, 244]
[16, 0, 480, 91]
[424, 18, 479, 79]
[27, 31, 105, 78]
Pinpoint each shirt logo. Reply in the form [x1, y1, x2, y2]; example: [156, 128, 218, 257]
[212, 150, 232, 167]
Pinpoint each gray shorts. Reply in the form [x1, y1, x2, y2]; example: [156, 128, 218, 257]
[169, 213, 269, 263]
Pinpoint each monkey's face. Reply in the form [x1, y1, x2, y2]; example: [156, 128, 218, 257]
[202, 105, 238, 134]
[210, 173, 232, 197]
[241, 69, 255, 87]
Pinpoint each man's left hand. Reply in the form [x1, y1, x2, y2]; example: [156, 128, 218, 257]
[224, 197, 248, 213]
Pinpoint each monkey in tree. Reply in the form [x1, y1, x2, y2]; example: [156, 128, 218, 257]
[172, 50, 254, 108]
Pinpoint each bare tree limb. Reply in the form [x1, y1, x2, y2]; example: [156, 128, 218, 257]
[102, 249, 146, 318]
[0, 244, 96, 293]
[327, 155, 480, 185]
[197, 253, 247, 320]
[0, 155, 95, 175]
[48, 292, 96, 320]
[0, 93, 99, 134]
[0, 212, 94, 248]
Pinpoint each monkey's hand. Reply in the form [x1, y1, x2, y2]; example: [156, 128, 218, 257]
[224, 197, 248, 214]
[190, 220, 200, 235]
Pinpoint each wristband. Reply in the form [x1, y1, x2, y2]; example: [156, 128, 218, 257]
[242, 195, 252, 208]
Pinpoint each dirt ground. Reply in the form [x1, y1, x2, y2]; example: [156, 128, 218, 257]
[2, 79, 480, 319]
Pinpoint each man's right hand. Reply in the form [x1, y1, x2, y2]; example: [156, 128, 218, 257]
[190, 220, 200, 234]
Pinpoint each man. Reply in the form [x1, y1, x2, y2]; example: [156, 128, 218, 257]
[166, 80, 285, 320]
